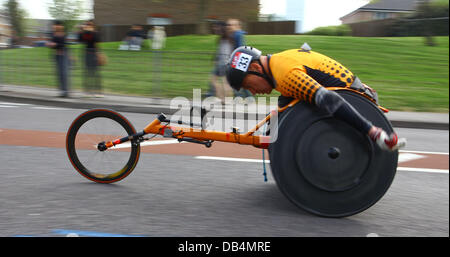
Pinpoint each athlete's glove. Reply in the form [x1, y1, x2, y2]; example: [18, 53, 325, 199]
[369, 127, 407, 151]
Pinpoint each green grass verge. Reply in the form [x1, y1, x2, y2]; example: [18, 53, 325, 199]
[0, 35, 448, 112]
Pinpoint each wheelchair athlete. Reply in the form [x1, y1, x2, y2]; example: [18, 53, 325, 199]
[225, 46, 406, 151]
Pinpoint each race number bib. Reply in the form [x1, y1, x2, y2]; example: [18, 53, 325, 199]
[231, 52, 253, 72]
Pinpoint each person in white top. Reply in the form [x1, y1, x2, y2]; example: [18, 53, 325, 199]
[149, 26, 166, 50]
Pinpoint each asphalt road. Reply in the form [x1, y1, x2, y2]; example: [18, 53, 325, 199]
[0, 102, 448, 237]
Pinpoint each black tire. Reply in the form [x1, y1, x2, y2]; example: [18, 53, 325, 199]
[268, 91, 398, 217]
[66, 109, 140, 183]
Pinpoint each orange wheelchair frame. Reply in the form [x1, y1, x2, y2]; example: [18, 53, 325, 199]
[100, 88, 387, 151]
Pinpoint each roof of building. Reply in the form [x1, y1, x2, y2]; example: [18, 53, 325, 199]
[361, 0, 418, 11]
[341, 0, 419, 19]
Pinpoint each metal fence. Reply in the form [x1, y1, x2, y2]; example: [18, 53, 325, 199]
[0, 46, 216, 98]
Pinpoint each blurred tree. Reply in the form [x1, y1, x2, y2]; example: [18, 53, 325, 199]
[196, 0, 208, 35]
[414, 0, 449, 46]
[48, 0, 84, 33]
[3, 0, 27, 39]
[415, 0, 449, 18]
[418, 0, 436, 46]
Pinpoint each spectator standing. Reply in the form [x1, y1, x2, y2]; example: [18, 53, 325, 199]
[78, 20, 103, 97]
[149, 26, 166, 94]
[150, 26, 166, 50]
[46, 20, 70, 97]
[205, 21, 223, 97]
[211, 21, 233, 105]
[226, 18, 252, 98]
[120, 24, 145, 50]
[227, 19, 246, 49]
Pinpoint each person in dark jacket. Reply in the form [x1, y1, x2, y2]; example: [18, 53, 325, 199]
[78, 20, 103, 97]
[46, 20, 70, 97]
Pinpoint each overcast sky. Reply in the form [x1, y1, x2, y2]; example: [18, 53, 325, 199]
[2, 0, 368, 32]
[261, 0, 368, 31]
[0, 0, 94, 19]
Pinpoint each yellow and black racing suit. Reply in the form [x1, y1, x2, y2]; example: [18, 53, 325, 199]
[267, 48, 374, 134]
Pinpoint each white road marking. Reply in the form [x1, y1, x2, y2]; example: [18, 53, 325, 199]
[194, 156, 448, 174]
[399, 150, 449, 155]
[0, 102, 73, 111]
[0, 102, 30, 106]
[398, 153, 426, 163]
[397, 167, 449, 174]
[109, 139, 184, 149]
[31, 106, 70, 111]
[195, 156, 270, 163]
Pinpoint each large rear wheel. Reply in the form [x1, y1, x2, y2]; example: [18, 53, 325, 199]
[269, 91, 398, 217]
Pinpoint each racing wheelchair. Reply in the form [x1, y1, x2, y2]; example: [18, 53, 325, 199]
[66, 87, 397, 218]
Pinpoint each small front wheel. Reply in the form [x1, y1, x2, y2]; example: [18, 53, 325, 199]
[66, 109, 140, 183]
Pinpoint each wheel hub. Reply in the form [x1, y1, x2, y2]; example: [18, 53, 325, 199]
[97, 141, 107, 151]
[328, 147, 340, 159]
[295, 118, 372, 192]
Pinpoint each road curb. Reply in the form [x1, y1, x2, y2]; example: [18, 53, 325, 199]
[0, 92, 448, 130]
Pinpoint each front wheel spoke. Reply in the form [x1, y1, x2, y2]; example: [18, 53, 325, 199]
[84, 150, 101, 172]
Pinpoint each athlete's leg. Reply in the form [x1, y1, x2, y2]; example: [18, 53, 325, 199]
[314, 88, 372, 133]
[314, 88, 405, 151]
[276, 69, 405, 151]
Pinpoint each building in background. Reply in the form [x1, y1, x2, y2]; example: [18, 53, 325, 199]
[340, 0, 418, 24]
[24, 19, 53, 37]
[94, 0, 259, 26]
[0, 13, 12, 47]
[285, 0, 305, 33]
